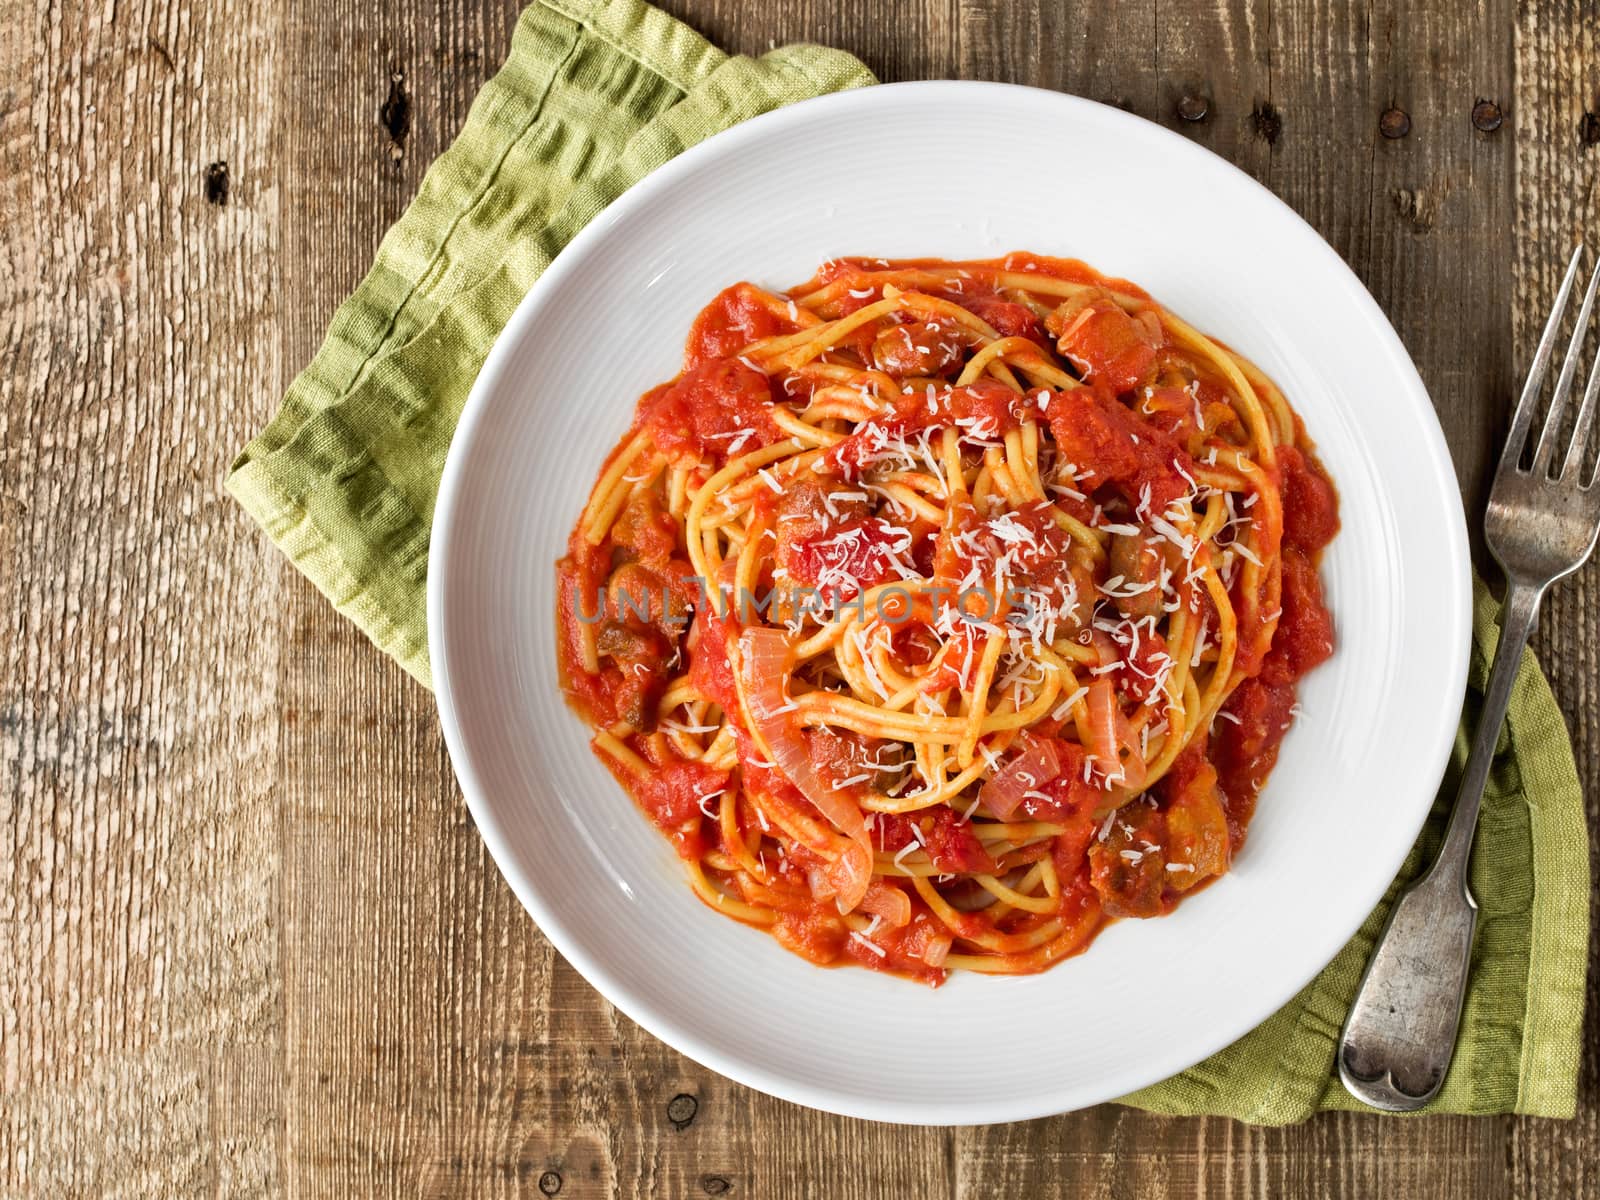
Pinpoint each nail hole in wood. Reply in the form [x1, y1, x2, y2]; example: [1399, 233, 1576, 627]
[1250, 101, 1281, 145]
[204, 161, 229, 205]
[382, 70, 412, 156]
[1380, 107, 1411, 139]
[667, 1092, 699, 1129]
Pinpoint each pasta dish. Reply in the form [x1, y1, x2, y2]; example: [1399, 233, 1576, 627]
[556, 254, 1338, 984]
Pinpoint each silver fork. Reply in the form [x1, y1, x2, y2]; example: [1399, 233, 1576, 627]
[1337, 243, 1600, 1111]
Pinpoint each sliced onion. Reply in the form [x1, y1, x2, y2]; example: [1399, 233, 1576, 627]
[860, 882, 913, 929]
[825, 842, 873, 913]
[1085, 677, 1147, 793]
[737, 627, 872, 911]
[806, 849, 875, 913]
[922, 932, 953, 968]
[1089, 628, 1119, 668]
[1055, 304, 1095, 347]
[805, 865, 836, 903]
[977, 733, 1063, 821]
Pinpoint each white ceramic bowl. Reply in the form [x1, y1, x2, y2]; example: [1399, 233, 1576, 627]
[429, 81, 1471, 1124]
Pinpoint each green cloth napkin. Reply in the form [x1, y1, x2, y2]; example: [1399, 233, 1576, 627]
[227, 0, 1589, 1122]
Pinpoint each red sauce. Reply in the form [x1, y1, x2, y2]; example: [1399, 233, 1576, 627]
[876, 809, 995, 875]
[782, 516, 909, 600]
[1211, 546, 1335, 849]
[803, 728, 881, 799]
[842, 910, 950, 982]
[685, 282, 800, 368]
[636, 358, 783, 463]
[556, 544, 622, 724]
[1047, 385, 1195, 512]
[771, 905, 850, 965]
[871, 319, 968, 377]
[1019, 738, 1103, 824]
[685, 607, 739, 714]
[818, 379, 1033, 477]
[1049, 805, 1102, 878]
[623, 759, 729, 849]
[1050, 300, 1161, 392]
[1278, 444, 1341, 554]
[1211, 442, 1333, 828]
[956, 292, 1046, 342]
[1117, 625, 1172, 705]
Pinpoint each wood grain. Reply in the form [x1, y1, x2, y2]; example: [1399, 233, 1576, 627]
[1509, 5, 1600, 1197]
[0, 0, 287, 1195]
[0, 0, 1594, 1196]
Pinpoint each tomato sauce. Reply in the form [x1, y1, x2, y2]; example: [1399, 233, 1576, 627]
[1047, 385, 1195, 512]
[630, 759, 729, 844]
[956, 293, 1046, 341]
[1278, 444, 1340, 554]
[817, 379, 1034, 476]
[876, 809, 995, 875]
[782, 516, 909, 600]
[1050, 300, 1161, 392]
[841, 910, 950, 982]
[635, 358, 783, 464]
[871, 319, 968, 377]
[1018, 739, 1103, 824]
[1211, 544, 1336, 849]
[1116, 624, 1171, 705]
[685, 607, 740, 715]
[684, 282, 801, 368]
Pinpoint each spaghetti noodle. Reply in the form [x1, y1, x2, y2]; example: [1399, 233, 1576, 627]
[556, 254, 1338, 984]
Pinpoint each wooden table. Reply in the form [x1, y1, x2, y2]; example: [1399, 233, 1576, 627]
[3, 0, 1596, 1194]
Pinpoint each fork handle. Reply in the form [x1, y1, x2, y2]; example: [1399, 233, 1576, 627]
[1336, 579, 1543, 1110]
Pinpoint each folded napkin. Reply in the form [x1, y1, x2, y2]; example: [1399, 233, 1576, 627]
[228, 0, 1589, 1121]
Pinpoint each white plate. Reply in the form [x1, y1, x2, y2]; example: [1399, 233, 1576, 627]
[429, 81, 1471, 1124]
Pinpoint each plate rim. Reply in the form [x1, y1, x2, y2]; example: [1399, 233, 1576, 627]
[428, 79, 1474, 1124]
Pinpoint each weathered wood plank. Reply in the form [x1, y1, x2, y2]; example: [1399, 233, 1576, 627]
[270, 4, 544, 1196]
[1361, 0, 1516, 536]
[1509, 2, 1600, 1197]
[657, 0, 960, 85]
[0, 0, 287, 1194]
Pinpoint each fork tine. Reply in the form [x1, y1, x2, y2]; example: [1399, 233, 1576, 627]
[1562, 340, 1600, 483]
[1532, 249, 1600, 475]
[1503, 243, 1585, 474]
